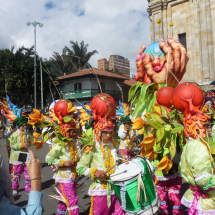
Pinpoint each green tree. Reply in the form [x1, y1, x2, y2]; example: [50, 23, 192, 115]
[64, 41, 98, 71]
[0, 46, 55, 109]
[50, 49, 72, 75]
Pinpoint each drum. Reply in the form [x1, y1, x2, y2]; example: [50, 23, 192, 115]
[110, 158, 159, 215]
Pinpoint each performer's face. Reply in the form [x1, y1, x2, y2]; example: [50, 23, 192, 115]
[124, 123, 131, 130]
[20, 123, 27, 131]
[101, 131, 113, 142]
[69, 129, 77, 138]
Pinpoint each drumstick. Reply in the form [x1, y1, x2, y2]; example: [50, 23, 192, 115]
[110, 170, 127, 177]
[105, 162, 118, 174]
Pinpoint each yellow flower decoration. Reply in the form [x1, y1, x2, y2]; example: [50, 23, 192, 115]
[28, 109, 46, 125]
[157, 155, 173, 173]
[131, 117, 146, 130]
[32, 140, 43, 150]
[157, 19, 161, 24]
[138, 134, 157, 162]
[67, 101, 77, 113]
[169, 22, 174, 27]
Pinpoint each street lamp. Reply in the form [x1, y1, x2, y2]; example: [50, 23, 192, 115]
[26, 21, 43, 109]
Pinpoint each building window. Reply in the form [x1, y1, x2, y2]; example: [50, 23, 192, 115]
[178, 33, 187, 50]
[98, 82, 105, 93]
[74, 83, 82, 91]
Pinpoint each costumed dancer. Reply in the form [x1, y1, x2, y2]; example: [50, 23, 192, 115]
[130, 38, 189, 214]
[9, 115, 33, 195]
[116, 101, 135, 161]
[45, 99, 80, 215]
[3, 120, 16, 174]
[171, 82, 215, 214]
[77, 93, 124, 215]
[118, 116, 135, 161]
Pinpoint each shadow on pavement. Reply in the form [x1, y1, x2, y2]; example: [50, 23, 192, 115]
[41, 179, 55, 190]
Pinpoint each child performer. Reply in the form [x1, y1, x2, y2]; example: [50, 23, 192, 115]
[46, 100, 80, 215]
[77, 93, 124, 215]
[9, 116, 33, 195]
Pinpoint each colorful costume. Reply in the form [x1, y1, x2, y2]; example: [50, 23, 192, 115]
[179, 138, 215, 215]
[77, 93, 124, 215]
[9, 116, 33, 193]
[46, 139, 79, 215]
[43, 99, 79, 215]
[3, 124, 16, 174]
[118, 117, 135, 161]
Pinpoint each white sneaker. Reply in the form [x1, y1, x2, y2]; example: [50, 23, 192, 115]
[13, 190, 18, 195]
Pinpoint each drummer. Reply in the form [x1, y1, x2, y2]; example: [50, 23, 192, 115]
[76, 93, 124, 215]
[118, 116, 135, 161]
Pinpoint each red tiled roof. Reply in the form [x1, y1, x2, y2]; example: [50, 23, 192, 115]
[57, 68, 128, 80]
[124, 79, 137, 86]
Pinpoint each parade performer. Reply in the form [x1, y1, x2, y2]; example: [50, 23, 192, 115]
[77, 93, 124, 215]
[170, 82, 215, 214]
[3, 120, 16, 174]
[118, 115, 135, 161]
[129, 38, 189, 215]
[44, 99, 79, 215]
[179, 137, 215, 214]
[116, 101, 135, 161]
[9, 115, 33, 195]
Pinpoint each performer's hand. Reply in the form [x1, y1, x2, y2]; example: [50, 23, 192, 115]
[63, 160, 73, 167]
[22, 142, 29, 148]
[25, 150, 42, 192]
[94, 170, 106, 179]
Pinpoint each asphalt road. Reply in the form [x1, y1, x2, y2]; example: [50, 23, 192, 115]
[0, 138, 189, 215]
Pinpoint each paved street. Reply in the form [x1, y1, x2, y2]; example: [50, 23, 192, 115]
[0, 137, 189, 215]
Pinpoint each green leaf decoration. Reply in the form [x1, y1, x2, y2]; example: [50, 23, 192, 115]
[160, 106, 169, 118]
[164, 139, 176, 160]
[38, 122, 49, 128]
[156, 141, 163, 150]
[177, 113, 184, 121]
[52, 139, 59, 143]
[128, 82, 143, 102]
[44, 132, 49, 143]
[164, 139, 171, 148]
[156, 126, 165, 142]
[171, 126, 184, 134]
[168, 112, 175, 118]
[172, 122, 183, 128]
[132, 83, 156, 118]
[130, 90, 141, 114]
[63, 115, 73, 123]
[205, 131, 210, 144]
[148, 121, 163, 129]
[149, 113, 165, 124]
[161, 116, 170, 124]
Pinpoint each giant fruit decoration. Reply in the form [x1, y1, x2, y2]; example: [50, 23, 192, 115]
[91, 93, 116, 121]
[172, 82, 210, 139]
[54, 99, 76, 122]
[135, 38, 189, 88]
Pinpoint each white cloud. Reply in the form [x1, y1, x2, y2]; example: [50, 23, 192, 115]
[0, 0, 151, 77]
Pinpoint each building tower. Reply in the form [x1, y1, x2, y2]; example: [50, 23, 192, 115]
[147, 0, 215, 89]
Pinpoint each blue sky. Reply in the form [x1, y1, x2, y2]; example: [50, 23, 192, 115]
[0, 0, 150, 77]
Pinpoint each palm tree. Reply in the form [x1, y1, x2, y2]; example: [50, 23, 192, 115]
[64, 41, 98, 71]
[50, 49, 72, 75]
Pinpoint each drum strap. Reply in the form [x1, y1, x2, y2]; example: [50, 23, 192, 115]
[136, 173, 147, 206]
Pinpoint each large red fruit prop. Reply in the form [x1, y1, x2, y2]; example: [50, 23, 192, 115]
[91, 93, 116, 121]
[54, 99, 76, 122]
[172, 82, 210, 139]
[156, 86, 173, 109]
[172, 82, 205, 117]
